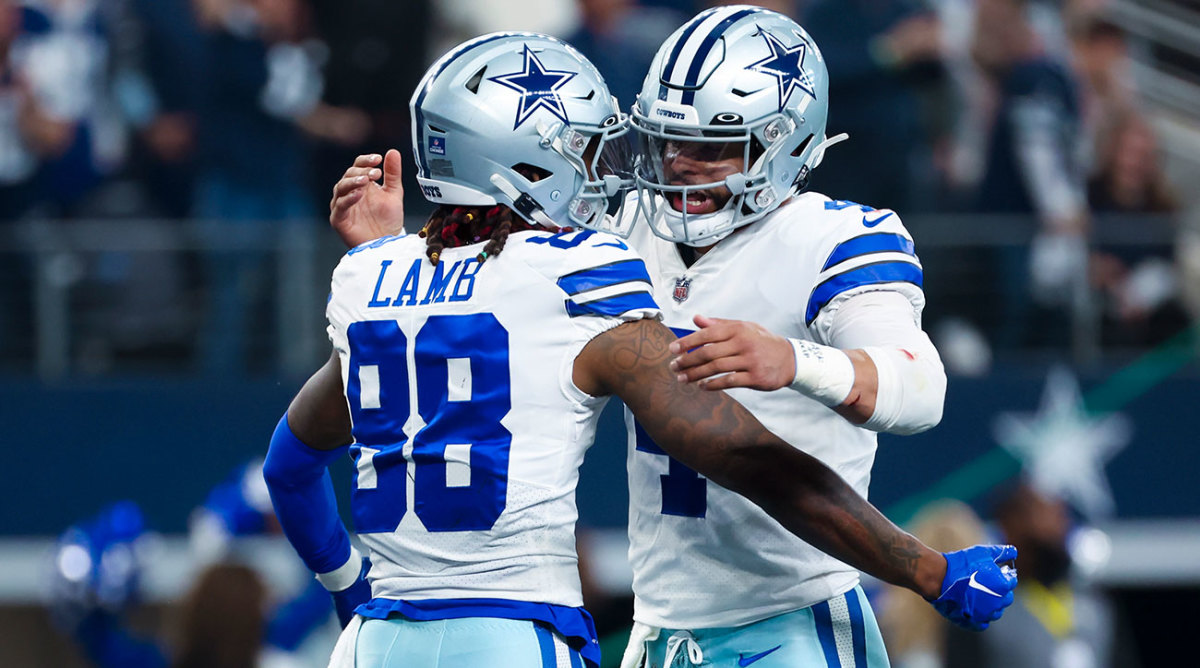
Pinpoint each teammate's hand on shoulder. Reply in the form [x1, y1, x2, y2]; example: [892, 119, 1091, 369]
[668, 314, 796, 391]
[931, 544, 1018, 631]
[330, 149, 406, 249]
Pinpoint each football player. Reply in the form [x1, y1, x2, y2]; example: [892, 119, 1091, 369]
[305, 31, 1016, 668]
[608, 6, 999, 667]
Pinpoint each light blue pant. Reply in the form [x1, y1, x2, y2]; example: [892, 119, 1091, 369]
[644, 586, 890, 667]
[355, 616, 586, 668]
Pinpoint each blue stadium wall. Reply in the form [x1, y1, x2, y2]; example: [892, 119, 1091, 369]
[2, 367, 1197, 536]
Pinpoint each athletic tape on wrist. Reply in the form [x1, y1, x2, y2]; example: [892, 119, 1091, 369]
[788, 338, 855, 406]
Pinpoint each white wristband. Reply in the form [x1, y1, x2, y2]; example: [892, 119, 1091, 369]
[316, 546, 364, 592]
[788, 338, 855, 406]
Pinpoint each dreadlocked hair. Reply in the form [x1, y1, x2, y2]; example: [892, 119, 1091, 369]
[418, 205, 564, 265]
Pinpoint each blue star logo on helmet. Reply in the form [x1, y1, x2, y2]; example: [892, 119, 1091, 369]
[745, 29, 816, 112]
[488, 44, 578, 130]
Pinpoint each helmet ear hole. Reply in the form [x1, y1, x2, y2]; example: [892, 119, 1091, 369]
[511, 163, 552, 183]
[791, 133, 814, 158]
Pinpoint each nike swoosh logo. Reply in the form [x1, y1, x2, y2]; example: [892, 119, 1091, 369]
[862, 211, 894, 227]
[968, 571, 1001, 597]
[738, 645, 783, 666]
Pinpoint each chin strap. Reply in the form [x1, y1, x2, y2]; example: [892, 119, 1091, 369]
[489, 173, 557, 228]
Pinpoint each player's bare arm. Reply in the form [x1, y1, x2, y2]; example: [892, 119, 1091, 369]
[668, 314, 880, 423]
[575, 318, 945, 600]
[330, 149, 407, 247]
[285, 349, 353, 451]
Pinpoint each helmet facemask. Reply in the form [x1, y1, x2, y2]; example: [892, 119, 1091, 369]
[534, 104, 636, 232]
[633, 108, 814, 246]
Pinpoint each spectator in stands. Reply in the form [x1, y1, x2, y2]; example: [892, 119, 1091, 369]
[8, 0, 132, 217]
[565, 0, 687, 105]
[305, 0, 432, 220]
[803, 0, 947, 214]
[1069, 12, 1136, 176]
[970, 0, 1089, 350]
[1087, 110, 1189, 346]
[127, 0, 208, 220]
[981, 480, 1139, 668]
[0, 0, 39, 221]
[190, 0, 324, 375]
[0, 0, 41, 371]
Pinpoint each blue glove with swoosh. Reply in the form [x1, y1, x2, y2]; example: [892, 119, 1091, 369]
[932, 544, 1018, 631]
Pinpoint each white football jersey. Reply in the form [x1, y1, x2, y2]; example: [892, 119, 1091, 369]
[623, 192, 926, 629]
[325, 228, 659, 608]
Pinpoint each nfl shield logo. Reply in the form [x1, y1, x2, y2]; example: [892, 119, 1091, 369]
[428, 136, 446, 155]
[672, 276, 692, 303]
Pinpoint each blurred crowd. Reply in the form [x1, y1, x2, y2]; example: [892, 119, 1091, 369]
[0, 0, 1196, 376]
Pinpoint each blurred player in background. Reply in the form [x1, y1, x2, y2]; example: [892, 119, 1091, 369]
[48, 465, 336, 668]
[607, 6, 979, 667]
[311, 30, 1017, 668]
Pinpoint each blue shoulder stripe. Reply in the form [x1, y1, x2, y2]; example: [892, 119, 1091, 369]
[566, 291, 658, 318]
[806, 260, 923, 325]
[557, 259, 651, 296]
[821, 233, 916, 271]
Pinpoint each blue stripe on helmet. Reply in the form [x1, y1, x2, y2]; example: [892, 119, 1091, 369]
[680, 7, 763, 105]
[820, 232, 917, 271]
[805, 260, 923, 325]
[662, 8, 717, 86]
[413, 33, 515, 177]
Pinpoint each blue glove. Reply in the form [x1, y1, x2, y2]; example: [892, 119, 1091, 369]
[328, 557, 372, 628]
[932, 544, 1018, 631]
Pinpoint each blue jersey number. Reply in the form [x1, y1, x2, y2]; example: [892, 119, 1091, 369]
[633, 326, 707, 518]
[345, 314, 512, 533]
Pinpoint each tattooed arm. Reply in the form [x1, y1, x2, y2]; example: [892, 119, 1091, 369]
[574, 319, 946, 600]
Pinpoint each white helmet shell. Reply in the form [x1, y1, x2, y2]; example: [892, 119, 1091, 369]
[412, 32, 631, 230]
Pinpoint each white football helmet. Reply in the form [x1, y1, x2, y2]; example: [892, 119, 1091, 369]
[631, 6, 845, 245]
[411, 32, 632, 230]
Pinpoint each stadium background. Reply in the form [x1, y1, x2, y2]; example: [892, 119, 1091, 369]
[1, 0, 1197, 666]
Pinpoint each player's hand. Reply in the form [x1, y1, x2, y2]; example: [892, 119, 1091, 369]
[330, 149, 406, 248]
[328, 556, 372, 628]
[668, 314, 796, 391]
[931, 544, 1018, 631]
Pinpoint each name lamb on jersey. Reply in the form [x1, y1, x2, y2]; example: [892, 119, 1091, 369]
[364, 257, 484, 308]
